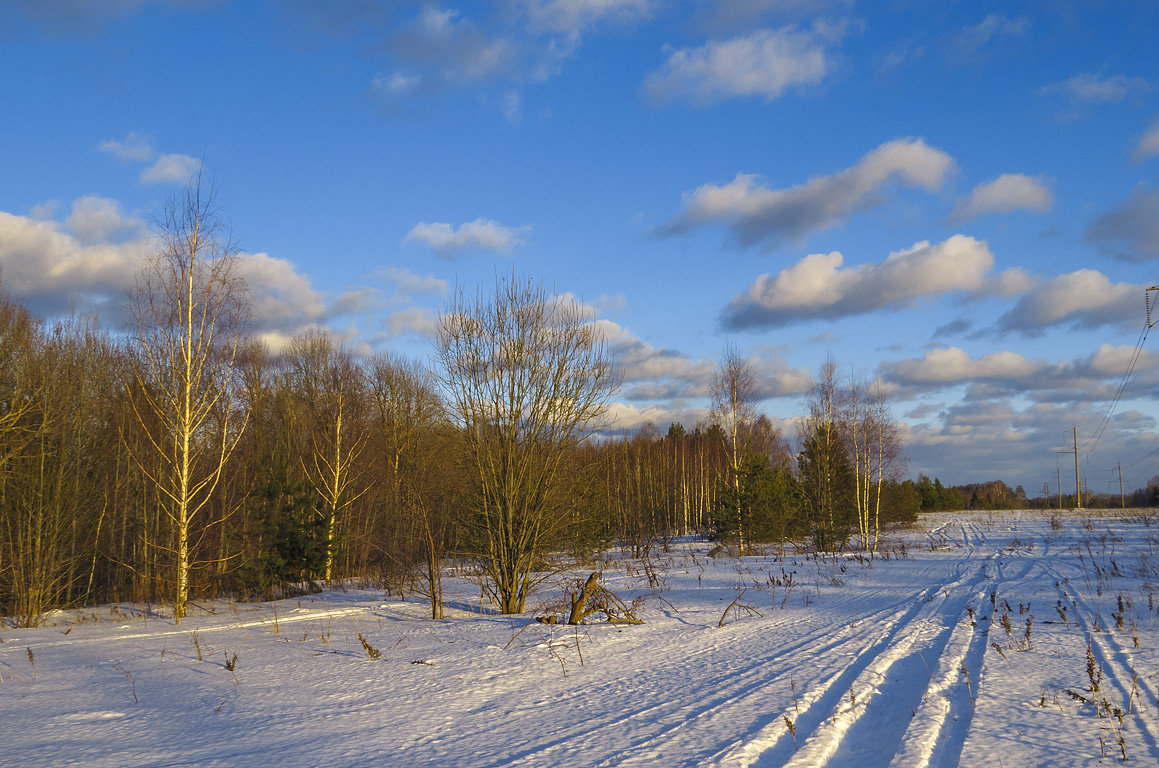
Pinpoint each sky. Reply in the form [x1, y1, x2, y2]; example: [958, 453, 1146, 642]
[2, 0, 1159, 494]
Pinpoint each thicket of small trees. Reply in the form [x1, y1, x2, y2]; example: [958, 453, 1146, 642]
[0, 188, 924, 626]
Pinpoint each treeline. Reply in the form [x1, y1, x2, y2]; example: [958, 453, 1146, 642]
[907, 474, 1159, 511]
[0, 289, 917, 626]
[0, 185, 919, 625]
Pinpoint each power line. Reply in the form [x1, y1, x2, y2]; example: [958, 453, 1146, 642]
[1081, 287, 1158, 466]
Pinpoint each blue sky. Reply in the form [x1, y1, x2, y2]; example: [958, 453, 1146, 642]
[3, 0, 1159, 493]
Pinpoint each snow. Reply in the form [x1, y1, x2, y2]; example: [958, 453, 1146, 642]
[4, 510, 1159, 767]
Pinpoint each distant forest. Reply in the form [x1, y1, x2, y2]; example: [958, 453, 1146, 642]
[913, 475, 1159, 512]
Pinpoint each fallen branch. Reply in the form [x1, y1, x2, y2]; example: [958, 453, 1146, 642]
[719, 590, 762, 627]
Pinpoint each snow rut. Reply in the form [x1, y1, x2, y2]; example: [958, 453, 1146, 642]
[707, 551, 995, 768]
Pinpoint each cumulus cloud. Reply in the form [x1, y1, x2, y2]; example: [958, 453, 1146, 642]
[644, 25, 838, 106]
[950, 174, 1052, 221]
[1039, 72, 1150, 104]
[899, 400, 1145, 486]
[0, 208, 152, 318]
[592, 318, 812, 405]
[140, 153, 202, 185]
[601, 402, 710, 435]
[1134, 118, 1159, 162]
[952, 14, 1028, 57]
[722, 235, 1026, 329]
[1084, 187, 1159, 262]
[404, 218, 531, 256]
[0, 202, 375, 343]
[882, 344, 1159, 406]
[996, 269, 1141, 333]
[98, 132, 154, 163]
[659, 138, 954, 248]
[234, 252, 329, 332]
[884, 347, 1045, 387]
[594, 319, 715, 393]
[65, 196, 144, 245]
[374, 6, 522, 100]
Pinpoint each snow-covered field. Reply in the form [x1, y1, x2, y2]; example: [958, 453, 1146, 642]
[4, 511, 1159, 767]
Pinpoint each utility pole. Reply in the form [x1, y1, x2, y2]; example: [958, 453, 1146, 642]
[1118, 463, 1125, 509]
[1074, 426, 1082, 509]
[1057, 463, 1063, 510]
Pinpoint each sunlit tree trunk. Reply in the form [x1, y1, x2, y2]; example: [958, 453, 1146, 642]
[126, 177, 249, 623]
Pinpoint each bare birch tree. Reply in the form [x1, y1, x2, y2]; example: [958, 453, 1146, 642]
[283, 330, 367, 582]
[126, 179, 249, 622]
[435, 276, 616, 614]
[710, 345, 758, 554]
[846, 376, 903, 551]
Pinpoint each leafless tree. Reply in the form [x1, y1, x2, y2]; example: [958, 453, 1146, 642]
[435, 276, 616, 614]
[798, 359, 853, 552]
[368, 354, 450, 618]
[282, 330, 368, 583]
[710, 345, 758, 554]
[125, 178, 249, 622]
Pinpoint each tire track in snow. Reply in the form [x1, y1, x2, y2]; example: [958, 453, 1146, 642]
[461, 591, 919, 768]
[458, 548, 984, 768]
[892, 549, 1044, 768]
[766, 557, 994, 768]
[701, 549, 994, 768]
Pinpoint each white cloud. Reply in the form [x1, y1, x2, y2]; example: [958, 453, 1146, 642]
[881, 344, 1159, 404]
[98, 132, 154, 163]
[952, 14, 1028, 57]
[723, 235, 1023, 329]
[697, 0, 853, 32]
[660, 138, 955, 248]
[601, 402, 710, 434]
[374, 267, 449, 301]
[521, 0, 652, 36]
[996, 269, 1141, 332]
[0, 202, 377, 341]
[140, 153, 202, 185]
[1039, 73, 1150, 104]
[950, 174, 1052, 221]
[0, 208, 152, 318]
[644, 26, 835, 106]
[884, 347, 1043, 386]
[385, 7, 519, 90]
[404, 218, 531, 255]
[592, 318, 811, 403]
[1133, 118, 1159, 162]
[1084, 187, 1159, 262]
[234, 252, 328, 331]
[384, 307, 438, 340]
[65, 196, 144, 245]
[594, 319, 715, 392]
[373, 70, 424, 95]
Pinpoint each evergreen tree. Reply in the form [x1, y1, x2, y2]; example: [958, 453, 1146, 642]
[798, 427, 856, 552]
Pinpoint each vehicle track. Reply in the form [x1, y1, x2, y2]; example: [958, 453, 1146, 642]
[699, 549, 994, 768]
[722, 533, 1048, 768]
[439, 546, 986, 768]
